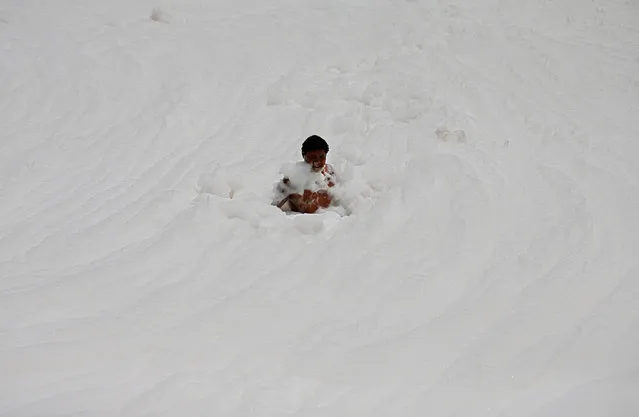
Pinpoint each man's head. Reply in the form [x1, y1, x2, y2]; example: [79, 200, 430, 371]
[301, 135, 329, 172]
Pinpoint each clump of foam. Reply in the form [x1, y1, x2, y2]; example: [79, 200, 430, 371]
[279, 161, 311, 194]
[279, 161, 329, 193]
[272, 159, 394, 216]
[272, 161, 334, 205]
[197, 166, 245, 199]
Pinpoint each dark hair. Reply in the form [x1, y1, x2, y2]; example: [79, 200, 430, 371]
[301, 135, 329, 155]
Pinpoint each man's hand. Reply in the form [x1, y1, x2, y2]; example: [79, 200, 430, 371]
[289, 190, 332, 213]
[314, 190, 331, 208]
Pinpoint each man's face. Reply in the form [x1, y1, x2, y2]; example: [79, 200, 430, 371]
[303, 150, 327, 172]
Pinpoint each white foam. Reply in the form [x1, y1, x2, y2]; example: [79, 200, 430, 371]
[1, 1, 638, 416]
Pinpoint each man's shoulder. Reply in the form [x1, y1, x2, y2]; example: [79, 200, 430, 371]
[324, 164, 336, 175]
[323, 164, 337, 187]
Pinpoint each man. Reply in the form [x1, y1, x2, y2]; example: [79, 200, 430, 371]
[273, 135, 336, 213]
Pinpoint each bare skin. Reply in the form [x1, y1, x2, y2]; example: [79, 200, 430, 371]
[288, 189, 331, 213]
[286, 149, 332, 213]
[303, 149, 327, 172]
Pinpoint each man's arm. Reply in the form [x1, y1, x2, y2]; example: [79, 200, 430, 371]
[288, 190, 330, 213]
[273, 177, 295, 208]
